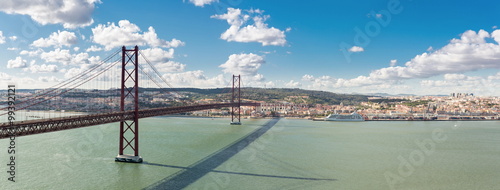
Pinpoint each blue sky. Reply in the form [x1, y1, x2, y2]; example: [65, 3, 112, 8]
[1, 0, 500, 96]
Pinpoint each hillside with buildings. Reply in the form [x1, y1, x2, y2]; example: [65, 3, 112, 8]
[3, 88, 499, 120]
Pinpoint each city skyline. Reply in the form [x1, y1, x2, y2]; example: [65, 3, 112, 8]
[1, 0, 500, 96]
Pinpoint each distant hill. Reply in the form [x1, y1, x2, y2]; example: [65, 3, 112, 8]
[155, 87, 370, 105]
[8, 87, 371, 106]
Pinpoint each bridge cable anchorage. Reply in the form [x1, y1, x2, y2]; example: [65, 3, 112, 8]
[115, 46, 143, 163]
[230, 75, 242, 125]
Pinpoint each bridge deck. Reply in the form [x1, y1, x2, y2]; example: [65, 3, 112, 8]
[0, 102, 259, 139]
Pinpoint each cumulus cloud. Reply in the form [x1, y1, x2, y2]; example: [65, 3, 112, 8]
[211, 8, 288, 46]
[188, 0, 218, 7]
[487, 72, 500, 80]
[419, 73, 500, 95]
[285, 80, 301, 88]
[0, 0, 100, 28]
[301, 74, 315, 81]
[306, 29, 500, 90]
[92, 20, 185, 50]
[0, 31, 5, 44]
[9, 36, 17, 41]
[40, 48, 99, 65]
[86, 45, 103, 52]
[32, 30, 78, 48]
[7, 57, 28, 68]
[63, 62, 102, 79]
[348, 46, 364, 52]
[40, 48, 72, 64]
[390, 59, 397, 67]
[39, 76, 61, 82]
[219, 53, 265, 78]
[154, 61, 186, 73]
[0, 72, 12, 81]
[140, 47, 184, 72]
[23, 63, 58, 73]
[372, 29, 500, 80]
[140, 47, 175, 61]
[161, 71, 226, 87]
[20, 49, 43, 57]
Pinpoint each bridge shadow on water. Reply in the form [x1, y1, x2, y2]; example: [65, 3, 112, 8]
[143, 118, 335, 190]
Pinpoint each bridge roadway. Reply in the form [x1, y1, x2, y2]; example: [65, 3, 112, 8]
[0, 102, 259, 139]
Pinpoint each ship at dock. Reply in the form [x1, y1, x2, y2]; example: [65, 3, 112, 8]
[324, 112, 365, 121]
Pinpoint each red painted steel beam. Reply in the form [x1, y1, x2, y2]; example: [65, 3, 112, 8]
[0, 102, 259, 139]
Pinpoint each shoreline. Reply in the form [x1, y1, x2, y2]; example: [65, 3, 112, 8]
[157, 115, 500, 122]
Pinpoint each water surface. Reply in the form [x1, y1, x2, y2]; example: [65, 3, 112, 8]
[0, 117, 499, 189]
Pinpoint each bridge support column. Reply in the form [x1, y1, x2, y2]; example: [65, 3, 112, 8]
[115, 46, 142, 163]
[230, 75, 241, 125]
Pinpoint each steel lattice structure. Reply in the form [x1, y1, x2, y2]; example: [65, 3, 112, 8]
[0, 46, 259, 163]
[231, 75, 241, 125]
[118, 46, 141, 159]
[0, 102, 259, 139]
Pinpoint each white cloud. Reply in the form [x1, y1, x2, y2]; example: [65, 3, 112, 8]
[0, 72, 13, 81]
[0, 31, 5, 44]
[92, 20, 185, 50]
[374, 29, 500, 80]
[7, 57, 28, 68]
[348, 46, 364, 52]
[450, 30, 489, 44]
[427, 46, 433, 51]
[211, 8, 288, 46]
[140, 47, 175, 61]
[32, 30, 78, 48]
[285, 80, 301, 88]
[219, 53, 265, 77]
[23, 63, 58, 73]
[443, 73, 467, 81]
[301, 74, 315, 81]
[40, 48, 98, 65]
[0, 0, 99, 28]
[189, 0, 218, 7]
[154, 61, 186, 73]
[327, 29, 500, 88]
[9, 36, 17, 41]
[63, 62, 100, 79]
[140, 48, 184, 72]
[39, 76, 60, 82]
[298, 29, 500, 95]
[86, 45, 103, 52]
[20, 49, 43, 57]
[390, 59, 397, 67]
[161, 71, 226, 88]
[487, 72, 500, 80]
[40, 48, 72, 64]
[7, 47, 18, 51]
[419, 73, 499, 96]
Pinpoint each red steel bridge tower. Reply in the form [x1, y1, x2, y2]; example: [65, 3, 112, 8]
[115, 46, 143, 163]
[230, 75, 241, 125]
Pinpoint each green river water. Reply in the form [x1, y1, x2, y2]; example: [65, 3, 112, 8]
[0, 117, 499, 190]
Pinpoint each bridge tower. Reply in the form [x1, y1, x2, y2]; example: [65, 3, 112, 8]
[115, 46, 143, 163]
[230, 75, 241, 125]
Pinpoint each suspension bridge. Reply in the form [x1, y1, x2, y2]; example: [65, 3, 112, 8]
[0, 46, 260, 163]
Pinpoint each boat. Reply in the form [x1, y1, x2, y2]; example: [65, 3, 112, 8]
[324, 112, 365, 121]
